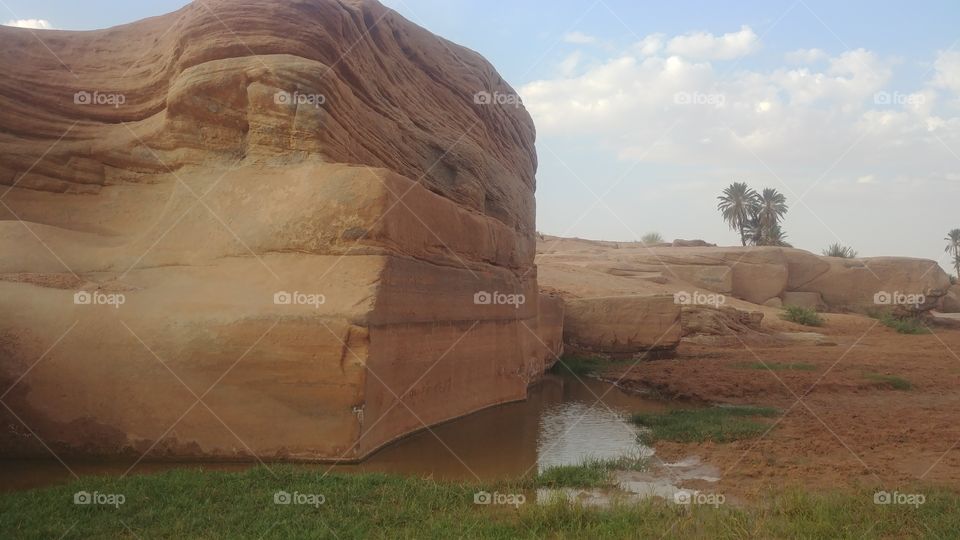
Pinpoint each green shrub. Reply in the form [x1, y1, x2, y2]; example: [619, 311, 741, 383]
[641, 232, 664, 244]
[865, 373, 912, 390]
[874, 312, 930, 335]
[821, 243, 858, 258]
[781, 305, 825, 327]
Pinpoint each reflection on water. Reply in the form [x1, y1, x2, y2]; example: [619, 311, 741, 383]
[537, 401, 651, 471]
[0, 374, 672, 492]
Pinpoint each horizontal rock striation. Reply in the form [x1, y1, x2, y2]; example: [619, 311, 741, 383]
[0, 0, 550, 461]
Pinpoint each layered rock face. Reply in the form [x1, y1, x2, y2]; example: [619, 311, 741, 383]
[537, 236, 952, 354]
[0, 0, 553, 461]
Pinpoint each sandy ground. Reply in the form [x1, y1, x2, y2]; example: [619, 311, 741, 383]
[606, 313, 960, 500]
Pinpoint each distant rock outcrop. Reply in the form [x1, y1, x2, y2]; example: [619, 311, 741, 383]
[537, 235, 952, 354]
[0, 0, 551, 461]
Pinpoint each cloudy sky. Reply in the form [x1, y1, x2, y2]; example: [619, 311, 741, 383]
[4, 1, 959, 266]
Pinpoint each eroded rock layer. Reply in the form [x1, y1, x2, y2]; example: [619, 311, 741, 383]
[0, 0, 548, 461]
[537, 236, 952, 354]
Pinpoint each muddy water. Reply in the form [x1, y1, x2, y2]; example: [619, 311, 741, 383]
[0, 374, 672, 492]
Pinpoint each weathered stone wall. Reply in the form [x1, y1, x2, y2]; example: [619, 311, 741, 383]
[0, 0, 544, 461]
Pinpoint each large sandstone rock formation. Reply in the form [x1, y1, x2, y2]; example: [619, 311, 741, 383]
[0, 0, 555, 461]
[537, 236, 952, 350]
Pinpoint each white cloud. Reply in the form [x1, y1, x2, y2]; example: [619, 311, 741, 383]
[857, 174, 875, 184]
[563, 31, 596, 45]
[933, 50, 960, 95]
[519, 31, 960, 188]
[785, 48, 827, 64]
[665, 25, 759, 60]
[634, 34, 664, 56]
[559, 51, 582, 77]
[3, 19, 54, 29]
[771, 49, 891, 106]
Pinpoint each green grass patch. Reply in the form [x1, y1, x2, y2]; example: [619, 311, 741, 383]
[535, 461, 612, 489]
[781, 305, 825, 327]
[536, 454, 648, 488]
[874, 312, 931, 335]
[632, 405, 779, 444]
[865, 373, 913, 390]
[2, 467, 960, 538]
[734, 361, 817, 371]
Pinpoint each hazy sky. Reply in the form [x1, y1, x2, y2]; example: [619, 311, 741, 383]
[4, 1, 959, 267]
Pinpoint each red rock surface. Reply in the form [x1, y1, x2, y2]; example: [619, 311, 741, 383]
[0, 0, 552, 461]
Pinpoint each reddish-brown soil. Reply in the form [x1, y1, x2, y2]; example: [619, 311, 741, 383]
[607, 313, 960, 499]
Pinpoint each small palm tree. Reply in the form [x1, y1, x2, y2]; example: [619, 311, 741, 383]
[757, 188, 788, 234]
[764, 224, 792, 247]
[946, 229, 960, 280]
[742, 214, 763, 246]
[822, 243, 858, 258]
[717, 182, 760, 246]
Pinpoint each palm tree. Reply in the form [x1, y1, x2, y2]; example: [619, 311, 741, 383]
[738, 188, 789, 247]
[742, 214, 763, 246]
[766, 225, 792, 248]
[946, 229, 960, 280]
[717, 182, 760, 246]
[757, 188, 789, 235]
